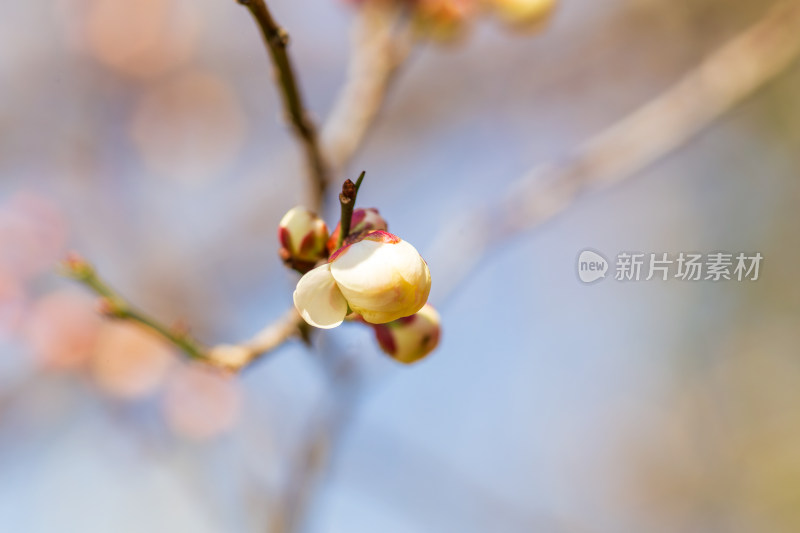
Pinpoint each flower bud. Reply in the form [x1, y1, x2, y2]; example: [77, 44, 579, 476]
[327, 207, 388, 254]
[490, 0, 556, 31]
[413, 0, 474, 43]
[278, 206, 329, 274]
[293, 230, 431, 328]
[371, 303, 441, 364]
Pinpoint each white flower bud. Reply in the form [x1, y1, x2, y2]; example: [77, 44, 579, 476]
[293, 231, 431, 328]
[371, 303, 441, 364]
[278, 206, 329, 273]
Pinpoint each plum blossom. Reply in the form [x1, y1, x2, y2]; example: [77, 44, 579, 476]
[294, 230, 431, 328]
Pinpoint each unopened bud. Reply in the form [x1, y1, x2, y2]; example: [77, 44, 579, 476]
[341, 179, 357, 201]
[371, 303, 441, 364]
[278, 206, 330, 274]
[490, 0, 556, 31]
[61, 251, 93, 279]
[327, 208, 388, 253]
[413, 0, 474, 43]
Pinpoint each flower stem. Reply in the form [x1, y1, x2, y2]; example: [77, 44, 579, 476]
[336, 170, 366, 249]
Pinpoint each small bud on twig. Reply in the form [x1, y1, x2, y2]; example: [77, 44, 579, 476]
[336, 171, 366, 250]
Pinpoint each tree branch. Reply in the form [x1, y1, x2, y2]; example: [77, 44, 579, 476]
[427, 0, 800, 302]
[337, 171, 366, 249]
[237, 0, 329, 207]
[61, 254, 208, 361]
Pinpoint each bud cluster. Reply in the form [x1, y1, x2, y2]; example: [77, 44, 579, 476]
[348, 0, 558, 42]
[277, 185, 440, 364]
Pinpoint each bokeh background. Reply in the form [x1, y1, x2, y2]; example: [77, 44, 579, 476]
[2, 0, 800, 531]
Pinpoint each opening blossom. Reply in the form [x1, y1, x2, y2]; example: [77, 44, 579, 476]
[293, 230, 431, 329]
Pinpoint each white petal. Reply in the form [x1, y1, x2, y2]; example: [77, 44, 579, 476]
[293, 263, 348, 329]
[330, 238, 431, 324]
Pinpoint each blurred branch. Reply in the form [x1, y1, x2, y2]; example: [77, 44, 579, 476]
[428, 0, 800, 301]
[322, 2, 415, 175]
[62, 250, 306, 371]
[271, 353, 361, 533]
[61, 254, 208, 361]
[236, 0, 329, 207]
[207, 307, 303, 371]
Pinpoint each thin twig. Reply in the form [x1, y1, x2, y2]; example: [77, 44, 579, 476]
[427, 0, 800, 302]
[61, 254, 208, 361]
[237, 0, 329, 207]
[336, 171, 366, 249]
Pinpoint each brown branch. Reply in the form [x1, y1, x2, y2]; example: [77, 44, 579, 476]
[427, 0, 800, 302]
[337, 171, 366, 249]
[237, 0, 329, 207]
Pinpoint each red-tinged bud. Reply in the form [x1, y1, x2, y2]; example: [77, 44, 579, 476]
[413, 0, 475, 43]
[278, 206, 330, 274]
[371, 303, 441, 364]
[61, 251, 93, 279]
[327, 208, 388, 254]
[96, 297, 125, 318]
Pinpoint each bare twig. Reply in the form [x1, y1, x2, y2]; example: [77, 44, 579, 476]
[206, 307, 303, 371]
[337, 171, 366, 249]
[62, 251, 307, 371]
[61, 254, 208, 361]
[427, 0, 800, 301]
[236, 0, 329, 207]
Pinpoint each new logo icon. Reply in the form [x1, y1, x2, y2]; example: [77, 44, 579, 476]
[577, 249, 608, 283]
